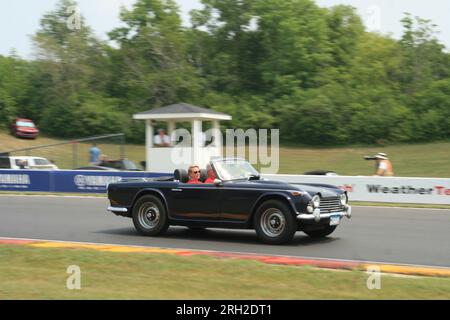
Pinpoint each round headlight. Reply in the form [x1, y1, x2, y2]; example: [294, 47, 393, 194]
[340, 193, 348, 205]
[312, 195, 320, 208]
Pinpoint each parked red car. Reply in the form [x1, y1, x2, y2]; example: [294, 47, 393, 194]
[10, 118, 39, 139]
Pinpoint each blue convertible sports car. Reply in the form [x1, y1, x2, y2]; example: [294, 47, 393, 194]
[107, 158, 352, 244]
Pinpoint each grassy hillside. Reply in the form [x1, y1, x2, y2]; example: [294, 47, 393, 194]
[276, 142, 450, 177]
[1, 130, 449, 177]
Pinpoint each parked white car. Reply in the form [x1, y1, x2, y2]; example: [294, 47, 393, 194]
[0, 156, 58, 170]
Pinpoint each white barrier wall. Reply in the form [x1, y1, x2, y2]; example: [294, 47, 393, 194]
[262, 175, 450, 205]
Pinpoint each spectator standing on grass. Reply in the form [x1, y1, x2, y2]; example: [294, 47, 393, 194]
[89, 143, 101, 165]
[374, 153, 394, 177]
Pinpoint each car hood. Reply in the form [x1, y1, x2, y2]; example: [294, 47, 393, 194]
[292, 183, 342, 197]
[243, 179, 342, 198]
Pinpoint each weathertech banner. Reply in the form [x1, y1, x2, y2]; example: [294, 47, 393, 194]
[263, 175, 450, 205]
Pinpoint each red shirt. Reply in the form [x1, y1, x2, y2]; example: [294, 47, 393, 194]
[187, 179, 202, 184]
[204, 178, 215, 184]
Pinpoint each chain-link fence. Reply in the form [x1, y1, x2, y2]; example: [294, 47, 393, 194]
[4, 134, 126, 169]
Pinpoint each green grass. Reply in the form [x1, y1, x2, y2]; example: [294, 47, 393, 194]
[275, 142, 450, 177]
[1, 130, 449, 177]
[0, 244, 449, 300]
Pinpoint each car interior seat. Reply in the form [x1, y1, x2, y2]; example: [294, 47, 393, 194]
[200, 169, 207, 182]
[174, 169, 189, 183]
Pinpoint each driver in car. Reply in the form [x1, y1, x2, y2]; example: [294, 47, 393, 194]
[187, 165, 202, 184]
[204, 163, 216, 184]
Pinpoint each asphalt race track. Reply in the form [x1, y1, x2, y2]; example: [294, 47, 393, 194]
[0, 195, 449, 267]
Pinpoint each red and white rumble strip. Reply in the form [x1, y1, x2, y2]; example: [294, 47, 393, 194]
[1, 236, 450, 278]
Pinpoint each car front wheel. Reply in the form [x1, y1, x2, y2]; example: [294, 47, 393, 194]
[254, 200, 297, 245]
[132, 195, 169, 236]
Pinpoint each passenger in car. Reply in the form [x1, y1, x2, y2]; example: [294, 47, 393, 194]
[187, 165, 202, 184]
[204, 163, 216, 184]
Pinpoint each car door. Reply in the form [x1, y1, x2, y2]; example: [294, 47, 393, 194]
[170, 183, 222, 221]
[218, 182, 263, 223]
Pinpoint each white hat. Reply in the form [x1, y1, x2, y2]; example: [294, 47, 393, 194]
[375, 153, 388, 160]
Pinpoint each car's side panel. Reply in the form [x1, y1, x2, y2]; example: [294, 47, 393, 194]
[108, 184, 141, 209]
[218, 183, 266, 223]
[170, 183, 221, 220]
[131, 187, 172, 217]
[250, 192, 301, 219]
[108, 182, 177, 213]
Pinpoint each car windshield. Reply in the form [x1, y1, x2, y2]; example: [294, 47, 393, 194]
[101, 159, 137, 170]
[123, 159, 138, 170]
[213, 159, 260, 181]
[16, 121, 35, 128]
[34, 158, 50, 165]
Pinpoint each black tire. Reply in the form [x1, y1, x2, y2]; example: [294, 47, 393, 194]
[253, 200, 297, 245]
[304, 225, 337, 238]
[132, 195, 169, 236]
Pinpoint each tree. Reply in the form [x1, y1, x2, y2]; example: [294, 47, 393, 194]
[415, 79, 450, 140]
[2, 0, 449, 146]
[31, 0, 123, 137]
[399, 13, 449, 98]
[189, 0, 262, 92]
[108, 0, 201, 111]
[325, 5, 364, 68]
[0, 55, 34, 127]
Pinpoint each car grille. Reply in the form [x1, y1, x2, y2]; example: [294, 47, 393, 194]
[18, 132, 36, 137]
[319, 197, 343, 213]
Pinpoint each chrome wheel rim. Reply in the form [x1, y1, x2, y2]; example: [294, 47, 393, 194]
[138, 202, 160, 229]
[261, 208, 286, 238]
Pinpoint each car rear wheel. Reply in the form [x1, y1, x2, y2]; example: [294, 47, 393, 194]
[254, 200, 297, 245]
[304, 225, 337, 238]
[132, 195, 169, 236]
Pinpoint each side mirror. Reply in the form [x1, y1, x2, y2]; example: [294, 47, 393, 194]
[214, 179, 223, 187]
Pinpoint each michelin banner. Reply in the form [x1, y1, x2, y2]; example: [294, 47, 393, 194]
[0, 170, 169, 194]
[263, 175, 450, 205]
[0, 170, 50, 192]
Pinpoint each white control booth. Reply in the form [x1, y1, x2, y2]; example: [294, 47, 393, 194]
[133, 103, 232, 173]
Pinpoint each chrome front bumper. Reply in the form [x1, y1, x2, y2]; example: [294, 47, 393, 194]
[297, 205, 352, 222]
[107, 206, 128, 213]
